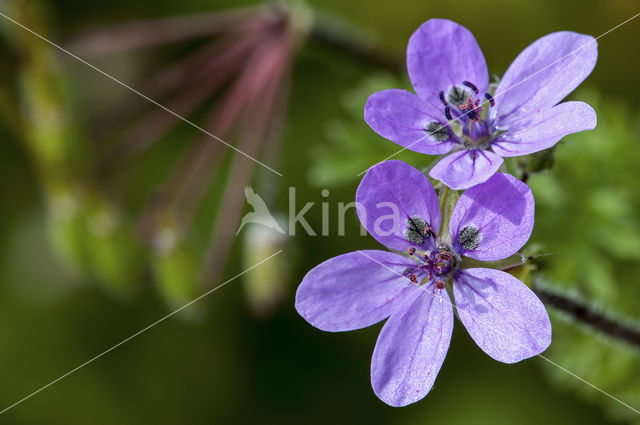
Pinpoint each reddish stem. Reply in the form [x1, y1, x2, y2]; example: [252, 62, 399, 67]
[203, 32, 292, 282]
[68, 7, 259, 55]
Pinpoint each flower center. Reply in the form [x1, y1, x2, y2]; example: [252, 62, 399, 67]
[437, 81, 496, 149]
[404, 245, 457, 290]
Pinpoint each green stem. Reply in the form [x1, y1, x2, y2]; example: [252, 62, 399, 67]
[438, 185, 459, 245]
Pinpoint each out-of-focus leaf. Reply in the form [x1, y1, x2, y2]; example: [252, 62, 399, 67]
[84, 197, 145, 297]
[307, 73, 428, 187]
[151, 222, 203, 319]
[241, 214, 288, 316]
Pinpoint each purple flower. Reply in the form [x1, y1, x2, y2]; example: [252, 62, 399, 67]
[365, 19, 597, 189]
[295, 160, 551, 407]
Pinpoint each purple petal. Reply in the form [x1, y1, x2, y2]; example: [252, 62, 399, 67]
[453, 268, 551, 363]
[407, 19, 488, 101]
[449, 173, 534, 261]
[429, 150, 503, 190]
[357, 160, 441, 251]
[295, 250, 416, 332]
[365, 89, 455, 155]
[494, 31, 597, 124]
[492, 101, 596, 157]
[371, 285, 453, 406]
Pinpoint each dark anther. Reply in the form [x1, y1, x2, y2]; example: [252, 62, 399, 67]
[406, 216, 430, 245]
[435, 280, 445, 289]
[462, 81, 479, 94]
[448, 86, 468, 105]
[424, 122, 450, 142]
[445, 106, 452, 121]
[409, 274, 418, 284]
[407, 247, 416, 255]
[458, 225, 482, 250]
[484, 92, 495, 107]
[439, 90, 447, 106]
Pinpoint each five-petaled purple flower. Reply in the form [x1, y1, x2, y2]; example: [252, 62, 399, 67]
[295, 160, 551, 407]
[365, 19, 598, 189]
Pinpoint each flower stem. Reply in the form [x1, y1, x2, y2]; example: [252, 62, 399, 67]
[437, 186, 458, 245]
[533, 282, 640, 349]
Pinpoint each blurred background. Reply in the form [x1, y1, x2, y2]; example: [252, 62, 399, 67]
[0, 0, 639, 423]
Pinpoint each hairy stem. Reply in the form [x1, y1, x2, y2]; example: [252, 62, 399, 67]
[533, 283, 640, 348]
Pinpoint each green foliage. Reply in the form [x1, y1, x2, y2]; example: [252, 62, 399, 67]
[46, 190, 90, 272]
[530, 91, 640, 314]
[83, 197, 145, 297]
[546, 308, 640, 424]
[528, 91, 640, 423]
[241, 223, 288, 316]
[151, 229, 203, 317]
[307, 73, 427, 187]
[2, 2, 148, 299]
[47, 191, 146, 297]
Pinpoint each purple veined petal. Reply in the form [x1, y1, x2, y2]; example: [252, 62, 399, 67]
[453, 268, 551, 363]
[357, 160, 441, 251]
[449, 173, 534, 261]
[429, 149, 503, 190]
[371, 284, 453, 407]
[494, 31, 597, 124]
[407, 19, 488, 101]
[365, 89, 456, 155]
[491, 101, 596, 157]
[295, 250, 417, 332]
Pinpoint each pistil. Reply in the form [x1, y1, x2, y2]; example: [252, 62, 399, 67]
[403, 246, 455, 289]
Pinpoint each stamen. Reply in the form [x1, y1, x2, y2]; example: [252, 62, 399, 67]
[458, 225, 482, 250]
[424, 122, 450, 142]
[457, 97, 483, 123]
[409, 274, 418, 284]
[435, 280, 445, 289]
[406, 216, 430, 245]
[445, 106, 452, 121]
[439, 91, 447, 106]
[462, 81, 479, 94]
[407, 247, 416, 255]
[484, 92, 495, 107]
[460, 98, 481, 112]
[448, 86, 468, 105]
